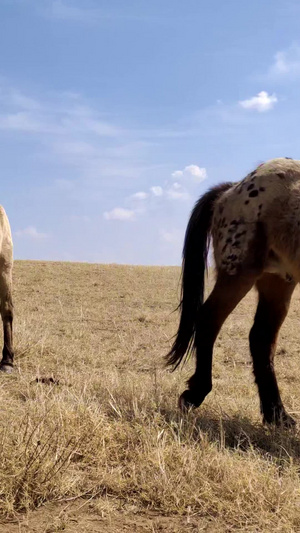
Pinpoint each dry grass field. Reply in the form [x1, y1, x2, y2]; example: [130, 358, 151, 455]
[1, 260, 300, 532]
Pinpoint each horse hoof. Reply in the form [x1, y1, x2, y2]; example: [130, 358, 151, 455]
[178, 390, 200, 411]
[278, 412, 296, 429]
[0, 364, 14, 374]
[263, 409, 296, 428]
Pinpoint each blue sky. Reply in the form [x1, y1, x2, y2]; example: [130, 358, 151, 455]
[1, 0, 300, 264]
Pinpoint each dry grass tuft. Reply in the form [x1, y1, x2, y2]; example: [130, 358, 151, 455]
[1, 261, 300, 531]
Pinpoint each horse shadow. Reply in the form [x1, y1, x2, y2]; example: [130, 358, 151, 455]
[159, 405, 300, 462]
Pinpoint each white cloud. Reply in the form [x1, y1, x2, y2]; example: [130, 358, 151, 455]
[126, 164, 205, 215]
[0, 85, 121, 138]
[46, 1, 144, 24]
[10, 91, 41, 111]
[0, 86, 41, 111]
[239, 91, 278, 112]
[167, 189, 190, 200]
[185, 164, 207, 181]
[15, 226, 48, 239]
[166, 182, 190, 200]
[132, 191, 148, 200]
[61, 107, 122, 137]
[50, 0, 98, 23]
[171, 164, 207, 183]
[171, 170, 184, 179]
[103, 207, 136, 221]
[268, 44, 300, 79]
[160, 229, 184, 245]
[150, 186, 163, 196]
[53, 141, 96, 157]
[0, 111, 47, 132]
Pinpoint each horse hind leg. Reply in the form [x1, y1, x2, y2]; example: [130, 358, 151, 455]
[249, 273, 296, 427]
[0, 268, 14, 373]
[179, 271, 257, 410]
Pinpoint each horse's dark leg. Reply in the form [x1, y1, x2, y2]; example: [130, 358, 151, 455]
[0, 270, 14, 374]
[179, 272, 256, 410]
[249, 273, 296, 427]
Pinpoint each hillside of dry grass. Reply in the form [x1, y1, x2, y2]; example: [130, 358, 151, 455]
[1, 260, 300, 532]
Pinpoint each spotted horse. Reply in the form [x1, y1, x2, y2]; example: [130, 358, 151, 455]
[167, 157, 300, 427]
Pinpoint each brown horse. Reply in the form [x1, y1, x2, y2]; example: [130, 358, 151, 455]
[167, 157, 300, 427]
[0, 206, 14, 373]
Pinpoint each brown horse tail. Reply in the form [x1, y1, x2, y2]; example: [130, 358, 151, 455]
[166, 182, 233, 370]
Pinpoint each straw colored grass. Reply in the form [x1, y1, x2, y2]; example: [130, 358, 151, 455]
[1, 260, 300, 531]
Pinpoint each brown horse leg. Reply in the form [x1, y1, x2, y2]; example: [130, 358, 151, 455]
[0, 270, 14, 373]
[249, 273, 296, 427]
[179, 272, 256, 409]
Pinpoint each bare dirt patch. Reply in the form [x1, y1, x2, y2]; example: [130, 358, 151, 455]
[0, 502, 217, 532]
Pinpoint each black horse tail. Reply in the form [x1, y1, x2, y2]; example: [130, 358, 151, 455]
[166, 182, 233, 370]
